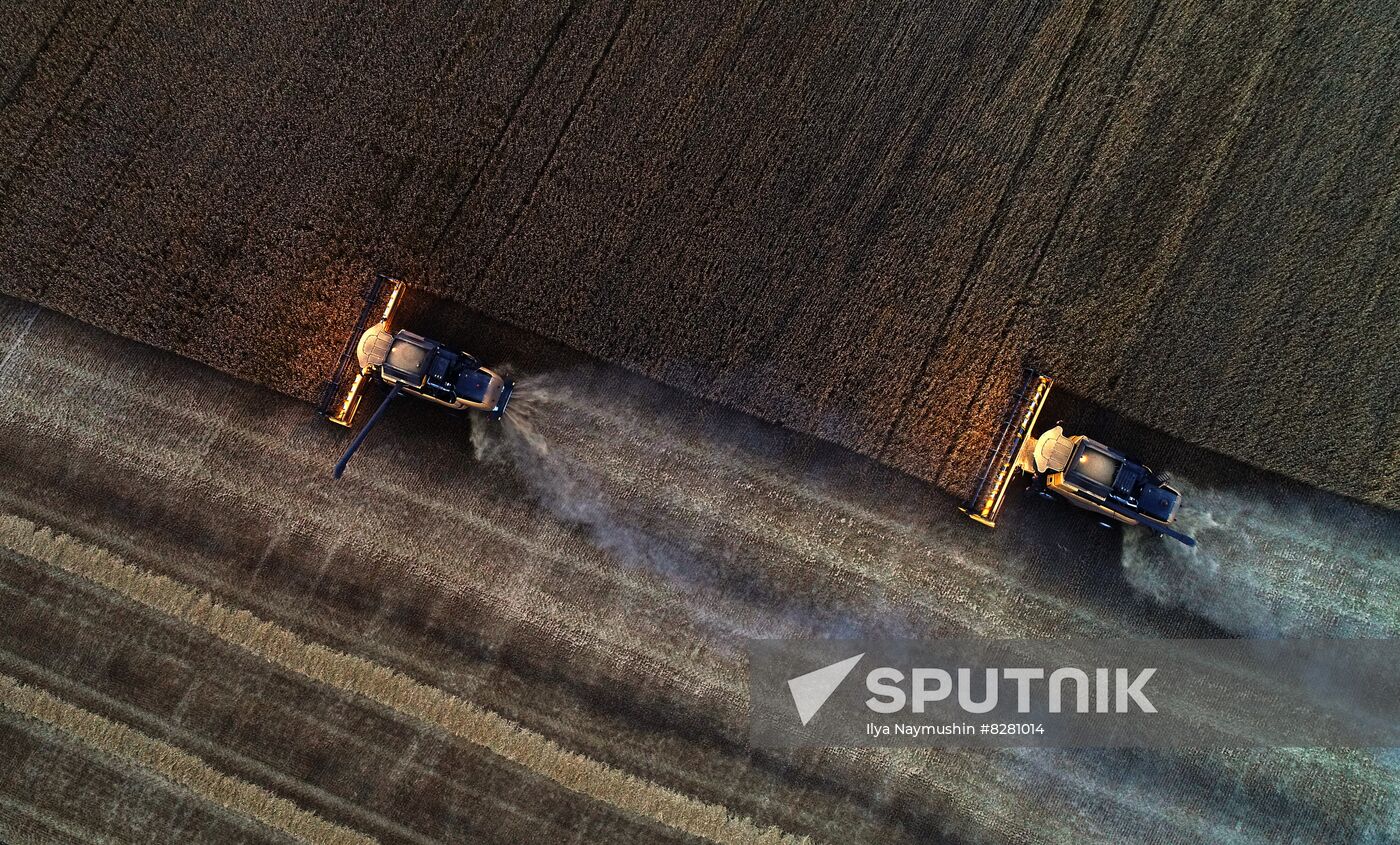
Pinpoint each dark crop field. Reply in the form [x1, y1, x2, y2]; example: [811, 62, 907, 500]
[2, 0, 1396, 507]
[1, 295, 1398, 844]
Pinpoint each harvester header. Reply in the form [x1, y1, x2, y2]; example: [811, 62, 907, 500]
[962, 369, 1053, 528]
[318, 273, 405, 427]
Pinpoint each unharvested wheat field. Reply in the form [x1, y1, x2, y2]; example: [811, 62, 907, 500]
[2, 0, 1397, 505]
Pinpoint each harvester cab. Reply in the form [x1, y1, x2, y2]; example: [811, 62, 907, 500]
[317, 274, 513, 479]
[961, 369, 1195, 546]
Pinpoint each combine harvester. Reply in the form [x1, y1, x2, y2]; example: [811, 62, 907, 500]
[961, 369, 1195, 546]
[318, 273, 513, 478]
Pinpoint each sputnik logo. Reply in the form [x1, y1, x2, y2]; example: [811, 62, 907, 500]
[787, 653, 864, 725]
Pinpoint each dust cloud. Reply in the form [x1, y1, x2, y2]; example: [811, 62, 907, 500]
[472, 369, 909, 641]
[486, 371, 1400, 647]
[1120, 478, 1400, 637]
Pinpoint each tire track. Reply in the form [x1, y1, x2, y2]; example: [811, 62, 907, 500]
[0, 0, 139, 215]
[465, 0, 637, 301]
[426, 2, 580, 258]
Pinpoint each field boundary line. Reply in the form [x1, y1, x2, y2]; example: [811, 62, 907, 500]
[0, 512, 811, 845]
[0, 672, 375, 845]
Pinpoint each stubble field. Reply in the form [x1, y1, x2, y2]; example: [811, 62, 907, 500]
[0, 295, 1397, 844]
